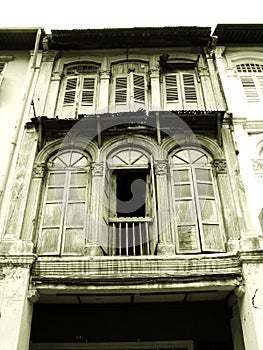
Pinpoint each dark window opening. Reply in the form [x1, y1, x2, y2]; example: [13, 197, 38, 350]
[116, 170, 147, 218]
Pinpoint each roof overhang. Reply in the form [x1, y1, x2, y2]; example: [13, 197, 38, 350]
[213, 24, 263, 45]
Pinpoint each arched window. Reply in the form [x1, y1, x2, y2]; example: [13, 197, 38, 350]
[170, 149, 224, 253]
[109, 61, 149, 113]
[236, 63, 263, 105]
[58, 63, 100, 119]
[103, 148, 158, 256]
[37, 150, 90, 255]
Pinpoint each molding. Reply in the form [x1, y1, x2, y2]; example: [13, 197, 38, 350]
[213, 159, 227, 174]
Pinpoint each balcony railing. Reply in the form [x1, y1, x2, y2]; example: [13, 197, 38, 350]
[108, 218, 156, 256]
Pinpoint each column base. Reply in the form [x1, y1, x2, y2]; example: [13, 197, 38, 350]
[84, 244, 104, 256]
[156, 243, 175, 256]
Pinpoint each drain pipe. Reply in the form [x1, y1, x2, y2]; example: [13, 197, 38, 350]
[0, 28, 43, 210]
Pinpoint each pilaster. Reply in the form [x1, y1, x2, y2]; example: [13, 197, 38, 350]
[98, 70, 111, 113]
[149, 68, 161, 109]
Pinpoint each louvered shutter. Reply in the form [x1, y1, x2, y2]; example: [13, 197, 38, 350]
[62, 77, 78, 118]
[115, 77, 128, 104]
[182, 73, 198, 109]
[148, 155, 158, 254]
[101, 160, 111, 254]
[164, 74, 181, 110]
[240, 76, 260, 102]
[132, 73, 146, 104]
[0, 62, 5, 85]
[79, 77, 96, 114]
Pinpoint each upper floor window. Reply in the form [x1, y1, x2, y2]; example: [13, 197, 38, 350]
[163, 71, 199, 110]
[0, 62, 7, 86]
[236, 63, 263, 104]
[58, 63, 100, 119]
[110, 61, 149, 113]
[37, 150, 90, 255]
[170, 149, 224, 253]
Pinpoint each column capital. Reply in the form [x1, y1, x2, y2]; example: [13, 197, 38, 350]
[91, 161, 104, 177]
[99, 70, 111, 79]
[214, 46, 226, 59]
[154, 160, 168, 175]
[32, 163, 46, 178]
[149, 68, 160, 78]
[213, 159, 227, 174]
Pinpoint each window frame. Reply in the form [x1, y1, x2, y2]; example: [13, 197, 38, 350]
[236, 63, 263, 104]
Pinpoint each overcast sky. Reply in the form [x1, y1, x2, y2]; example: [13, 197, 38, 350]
[2, 0, 263, 33]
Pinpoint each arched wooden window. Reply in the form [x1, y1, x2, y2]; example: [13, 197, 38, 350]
[170, 149, 224, 253]
[37, 150, 90, 255]
[103, 148, 158, 256]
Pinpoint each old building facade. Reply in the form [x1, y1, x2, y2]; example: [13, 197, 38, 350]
[0, 25, 262, 350]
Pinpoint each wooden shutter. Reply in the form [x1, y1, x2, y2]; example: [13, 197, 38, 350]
[171, 165, 201, 253]
[164, 74, 181, 110]
[115, 77, 128, 104]
[132, 73, 146, 104]
[148, 155, 158, 254]
[62, 77, 78, 118]
[240, 76, 260, 102]
[182, 73, 198, 108]
[100, 159, 111, 254]
[193, 166, 224, 252]
[79, 77, 96, 115]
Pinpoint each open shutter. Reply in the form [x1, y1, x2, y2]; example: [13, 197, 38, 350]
[37, 171, 66, 255]
[148, 155, 158, 254]
[171, 165, 201, 253]
[115, 76, 128, 104]
[62, 77, 78, 118]
[100, 159, 110, 254]
[182, 73, 198, 109]
[79, 77, 96, 114]
[193, 166, 224, 252]
[240, 75, 260, 102]
[132, 73, 146, 105]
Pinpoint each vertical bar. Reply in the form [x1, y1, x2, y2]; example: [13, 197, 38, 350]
[139, 222, 143, 255]
[112, 223, 116, 256]
[118, 222, 121, 256]
[126, 222, 128, 256]
[132, 222, 136, 256]
[145, 222, 150, 255]
[156, 111, 161, 145]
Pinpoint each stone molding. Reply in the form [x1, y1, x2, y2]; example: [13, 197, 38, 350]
[91, 162, 104, 177]
[154, 160, 168, 175]
[213, 159, 227, 174]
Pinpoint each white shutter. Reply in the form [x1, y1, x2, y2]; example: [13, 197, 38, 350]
[164, 74, 181, 110]
[240, 76, 260, 102]
[79, 77, 96, 114]
[182, 73, 198, 109]
[115, 77, 128, 104]
[62, 77, 78, 118]
[133, 73, 145, 104]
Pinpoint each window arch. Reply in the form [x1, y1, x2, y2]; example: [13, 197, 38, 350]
[57, 63, 100, 119]
[103, 147, 158, 256]
[37, 150, 90, 255]
[170, 149, 224, 253]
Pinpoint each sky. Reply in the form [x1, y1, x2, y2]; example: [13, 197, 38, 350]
[2, 0, 263, 33]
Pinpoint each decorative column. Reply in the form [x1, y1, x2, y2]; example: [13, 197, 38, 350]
[155, 160, 175, 255]
[149, 68, 161, 110]
[98, 70, 111, 113]
[84, 161, 104, 256]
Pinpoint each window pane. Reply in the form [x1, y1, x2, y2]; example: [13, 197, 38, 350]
[172, 169, 190, 183]
[195, 168, 212, 181]
[175, 200, 195, 224]
[46, 188, 64, 201]
[174, 184, 192, 198]
[197, 183, 214, 197]
[63, 228, 85, 254]
[200, 199, 218, 222]
[43, 203, 62, 226]
[70, 172, 87, 185]
[66, 203, 85, 226]
[49, 173, 66, 186]
[69, 187, 86, 201]
[38, 228, 60, 254]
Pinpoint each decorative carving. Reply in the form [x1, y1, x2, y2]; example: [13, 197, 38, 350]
[99, 70, 111, 79]
[32, 163, 46, 178]
[155, 160, 168, 175]
[149, 68, 160, 78]
[42, 51, 58, 62]
[252, 159, 263, 173]
[213, 159, 227, 174]
[213, 46, 226, 59]
[92, 162, 104, 177]
[28, 287, 40, 302]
